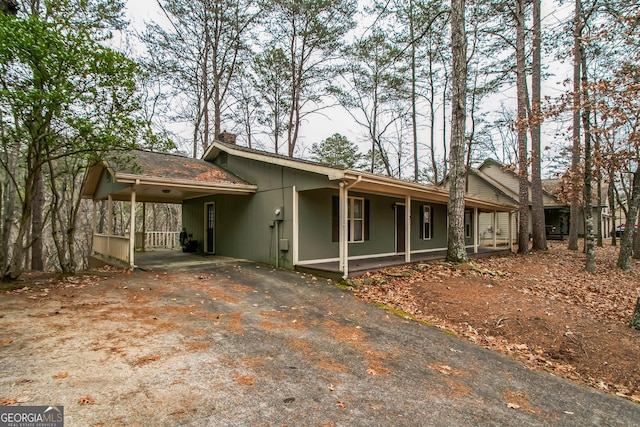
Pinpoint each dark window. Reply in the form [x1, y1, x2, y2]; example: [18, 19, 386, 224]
[421, 205, 432, 240]
[465, 210, 472, 238]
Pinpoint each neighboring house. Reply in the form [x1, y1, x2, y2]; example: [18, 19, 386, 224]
[82, 137, 516, 278]
[463, 159, 611, 242]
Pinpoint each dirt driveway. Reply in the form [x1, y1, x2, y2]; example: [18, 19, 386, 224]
[1, 260, 639, 426]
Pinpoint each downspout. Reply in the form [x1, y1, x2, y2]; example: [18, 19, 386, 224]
[405, 195, 411, 263]
[341, 175, 362, 280]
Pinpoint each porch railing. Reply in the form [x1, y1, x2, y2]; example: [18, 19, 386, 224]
[135, 231, 181, 250]
[93, 234, 130, 264]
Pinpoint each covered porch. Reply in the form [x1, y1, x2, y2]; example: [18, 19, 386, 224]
[295, 171, 517, 279]
[297, 246, 512, 280]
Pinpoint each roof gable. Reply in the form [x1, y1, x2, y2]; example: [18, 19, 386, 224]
[82, 150, 256, 202]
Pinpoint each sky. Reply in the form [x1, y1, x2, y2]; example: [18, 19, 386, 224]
[122, 1, 575, 175]
[122, 0, 360, 158]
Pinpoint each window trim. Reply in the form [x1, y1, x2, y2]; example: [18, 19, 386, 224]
[348, 196, 365, 243]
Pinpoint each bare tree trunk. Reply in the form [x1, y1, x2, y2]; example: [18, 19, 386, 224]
[31, 170, 44, 271]
[633, 207, 640, 259]
[617, 169, 640, 270]
[202, 7, 210, 153]
[428, 52, 438, 184]
[410, 0, 419, 182]
[608, 170, 617, 246]
[439, 50, 449, 182]
[530, 0, 547, 252]
[1, 142, 18, 275]
[581, 53, 595, 272]
[568, 0, 583, 251]
[446, 0, 468, 263]
[630, 296, 640, 331]
[515, 0, 529, 255]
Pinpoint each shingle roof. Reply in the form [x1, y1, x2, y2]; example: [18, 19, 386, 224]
[111, 150, 248, 185]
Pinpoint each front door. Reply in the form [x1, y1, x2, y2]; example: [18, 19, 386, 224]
[205, 202, 215, 254]
[396, 204, 405, 253]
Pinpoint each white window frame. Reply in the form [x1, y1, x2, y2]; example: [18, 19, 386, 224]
[348, 196, 365, 243]
[422, 205, 432, 240]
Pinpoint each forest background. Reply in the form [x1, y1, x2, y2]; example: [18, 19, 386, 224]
[0, 0, 639, 288]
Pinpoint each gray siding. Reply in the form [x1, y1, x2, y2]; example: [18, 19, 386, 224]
[95, 169, 129, 200]
[466, 174, 515, 205]
[183, 186, 295, 269]
[349, 192, 400, 257]
[215, 154, 336, 192]
[411, 202, 448, 250]
[297, 190, 402, 261]
[297, 189, 336, 261]
[478, 211, 515, 245]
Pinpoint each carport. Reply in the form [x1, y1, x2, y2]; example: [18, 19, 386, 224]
[81, 150, 256, 268]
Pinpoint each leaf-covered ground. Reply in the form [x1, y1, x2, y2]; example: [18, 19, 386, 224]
[350, 241, 640, 403]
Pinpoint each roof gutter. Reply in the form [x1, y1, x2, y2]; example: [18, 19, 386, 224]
[115, 173, 257, 193]
[344, 175, 362, 190]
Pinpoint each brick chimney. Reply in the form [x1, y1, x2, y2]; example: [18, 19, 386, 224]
[218, 131, 237, 145]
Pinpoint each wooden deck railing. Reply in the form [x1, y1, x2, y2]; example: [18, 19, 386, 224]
[134, 231, 181, 250]
[93, 234, 130, 264]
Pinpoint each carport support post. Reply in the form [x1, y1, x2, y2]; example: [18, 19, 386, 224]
[107, 195, 113, 256]
[91, 201, 97, 255]
[405, 195, 411, 263]
[129, 188, 136, 269]
[339, 182, 348, 279]
[141, 202, 146, 252]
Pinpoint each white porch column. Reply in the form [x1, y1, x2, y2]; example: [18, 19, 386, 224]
[339, 182, 349, 279]
[493, 211, 498, 249]
[107, 195, 113, 255]
[474, 207, 479, 254]
[292, 186, 299, 266]
[141, 202, 146, 252]
[129, 188, 136, 269]
[509, 211, 514, 251]
[92, 201, 97, 255]
[405, 195, 411, 263]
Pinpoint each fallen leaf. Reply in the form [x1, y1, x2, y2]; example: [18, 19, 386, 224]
[16, 396, 31, 403]
[336, 400, 346, 409]
[0, 398, 17, 406]
[507, 403, 521, 409]
[1, 339, 12, 344]
[78, 396, 96, 405]
[52, 372, 68, 379]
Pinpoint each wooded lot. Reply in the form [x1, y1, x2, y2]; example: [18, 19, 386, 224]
[1, 1, 640, 324]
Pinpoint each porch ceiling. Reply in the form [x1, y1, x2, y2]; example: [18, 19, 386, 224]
[100, 178, 256, 203]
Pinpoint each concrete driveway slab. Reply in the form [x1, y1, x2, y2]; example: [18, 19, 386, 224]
[0, 261, 638, 426]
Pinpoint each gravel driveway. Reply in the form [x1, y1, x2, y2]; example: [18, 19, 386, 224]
[1, 259, 638, 426]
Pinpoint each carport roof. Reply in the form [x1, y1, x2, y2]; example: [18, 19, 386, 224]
[82, 150, 257, 203]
